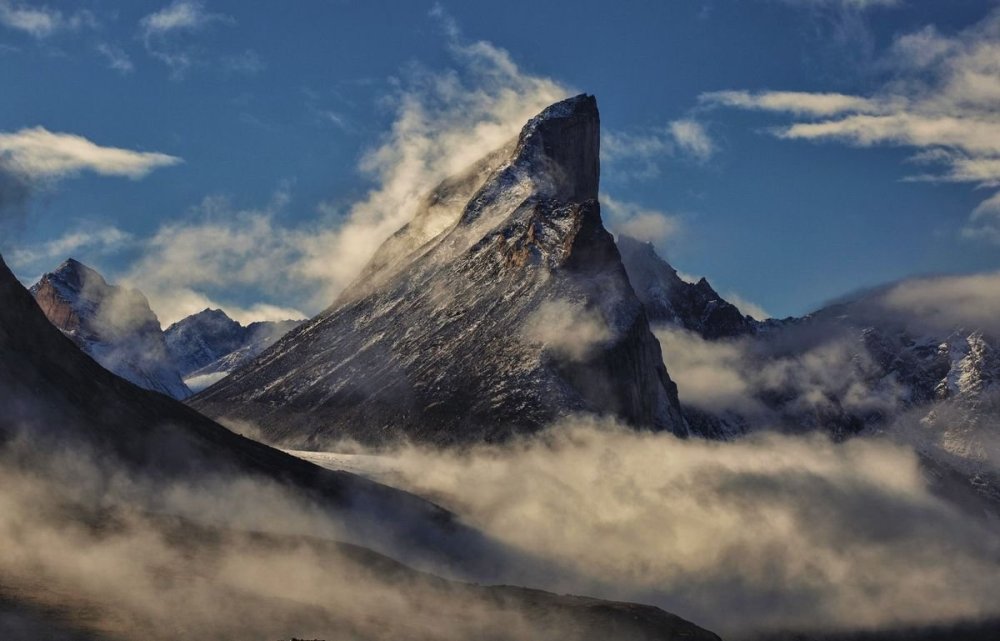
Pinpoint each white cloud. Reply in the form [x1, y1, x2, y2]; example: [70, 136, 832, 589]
[96, 43, 135, 74]
[139, 1, 234, 76]
[0, 1, 96, 38]
[703, 10, 1000, 243]
[669, 119, 715, 161]
[601, 194, 682, 244]
[964, 192, 1000, 242]
[522, 300, 611, 361]
[655, 327, 904, 420]
[722, 291, 771, 320]
[701, 90, 886, 117]
[879, 270, 1000, 336]
[123, 193, 312, 325]
[140, 0, 226, 36]
[602, 118, 715, 180]
[9, 226, 131, 267]
[0, 127, 181, 180]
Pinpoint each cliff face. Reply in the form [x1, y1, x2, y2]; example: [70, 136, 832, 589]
[30, 259, 190, 399]
[193, 95, 689, 447]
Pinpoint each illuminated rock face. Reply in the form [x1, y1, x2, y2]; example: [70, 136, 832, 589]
[30, 258, 190, 399]
[193, 95, 690, 447]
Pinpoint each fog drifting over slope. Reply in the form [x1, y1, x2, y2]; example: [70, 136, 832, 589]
[295, 419, 1000, 638]
[0, 432, 667, 641]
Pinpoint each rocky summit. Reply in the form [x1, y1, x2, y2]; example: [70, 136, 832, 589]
[193, 95, 689, 447]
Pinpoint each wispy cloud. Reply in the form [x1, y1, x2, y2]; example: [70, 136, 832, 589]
[221, 49, 265, 75]
[601, 193, 683, 244]
[9, 226, 132, 268]
[139, 0, 235, 77]
[603, 117, 715, 180]
[703, 9, 1000, 244]
[669, 119, 715, 162]
[701, 90, 886, 117]
[0, 1, 96, 38]
[139, 0, 227, 36]
[722, 291, 771, 320]
[0, 127, 181, 179]
[95, 43, 135, 74]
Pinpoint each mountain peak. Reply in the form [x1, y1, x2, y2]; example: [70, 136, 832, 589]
[43, 257, 108, 295]
[515, 93, 599, 202]
[194, 93, 691, 445]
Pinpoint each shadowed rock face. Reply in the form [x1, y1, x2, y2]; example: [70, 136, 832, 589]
[192, 94, 689, 447]
[616, 235, 756, 340]
[30, 259, 190, 399]
[164, 308, 301, 391]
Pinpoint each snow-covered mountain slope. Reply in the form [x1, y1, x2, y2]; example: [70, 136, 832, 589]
[164, 308, 300, 391]
[617, 234, 757, 339]
[30, 259, 190, 399]
[193, 95, 689, 447]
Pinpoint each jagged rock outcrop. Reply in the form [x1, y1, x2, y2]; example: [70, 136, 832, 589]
[164, 308, 301, 391]
[30, 259, 190, 399]
[616, 235, 757, 339]
[193, 95, 689, 447]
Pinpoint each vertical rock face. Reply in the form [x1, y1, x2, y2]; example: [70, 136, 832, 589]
[30, 259, 190, 399]
[616, 235, 757, 339]
[193, 94, 690, 447]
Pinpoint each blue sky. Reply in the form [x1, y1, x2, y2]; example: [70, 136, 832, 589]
[0, 0, 998, 324]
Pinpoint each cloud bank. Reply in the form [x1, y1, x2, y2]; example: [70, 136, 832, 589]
[302, 419, 1000, 638]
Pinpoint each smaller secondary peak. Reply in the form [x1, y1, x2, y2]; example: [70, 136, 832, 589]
[194, 308, 233, 320]
[41, 258, 109, 295]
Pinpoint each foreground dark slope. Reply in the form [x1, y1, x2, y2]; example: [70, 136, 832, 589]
[194, 95, 688, 447]
[0, 510, 721, 641]
[0, 253, 483, 566]
[0, 253, 721, 641]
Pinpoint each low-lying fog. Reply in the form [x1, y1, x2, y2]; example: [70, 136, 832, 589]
[289, 418, 1000, 637]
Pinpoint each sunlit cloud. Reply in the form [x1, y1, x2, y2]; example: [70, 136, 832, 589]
[0, 127, 181, 180]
